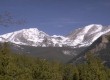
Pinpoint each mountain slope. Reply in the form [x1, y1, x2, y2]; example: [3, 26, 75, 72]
[69, 32, 110, 67]
[0, 24, 110, 47]
[67, 24, 110, 47]
[1, 42, 86, 63]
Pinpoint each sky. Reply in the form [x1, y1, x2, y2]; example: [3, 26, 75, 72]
[0, 0, 110, 36]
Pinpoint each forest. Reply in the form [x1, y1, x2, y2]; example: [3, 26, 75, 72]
[0, 42, 110, 80]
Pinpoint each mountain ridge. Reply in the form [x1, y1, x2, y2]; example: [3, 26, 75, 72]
[0, 24, 110, 48]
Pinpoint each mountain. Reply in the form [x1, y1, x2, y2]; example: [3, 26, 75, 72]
[1, 24, 110, 63]
[69, 32, 110, 67]
[67, 24, 110, 47]
[0, 28, 70, 47]
[0, 24, 110, 48]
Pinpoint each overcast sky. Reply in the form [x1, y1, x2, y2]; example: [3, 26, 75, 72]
[0, 0, 110, 35]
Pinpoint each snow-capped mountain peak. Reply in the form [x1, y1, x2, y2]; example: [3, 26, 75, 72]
[0, 28, 50, 46]
[0, 24, 110, 47]
[67, 24, 110, 47]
